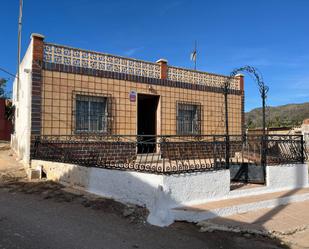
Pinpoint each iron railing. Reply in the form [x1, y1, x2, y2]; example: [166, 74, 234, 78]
[31, 134, 306, 175]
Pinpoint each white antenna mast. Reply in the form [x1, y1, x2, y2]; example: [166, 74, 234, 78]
[190, 40, 197, 70]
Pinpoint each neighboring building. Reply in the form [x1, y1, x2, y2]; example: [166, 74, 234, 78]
[247, 127, 291, 135]
[12, 33, 244, 164]
[248, 122, 309, 156]
[0, 98, 13, 141]
[300, 119, 309, 133]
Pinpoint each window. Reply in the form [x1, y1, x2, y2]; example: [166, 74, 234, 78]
[75, 95, 109, 133]
[177, 102, 201, 135]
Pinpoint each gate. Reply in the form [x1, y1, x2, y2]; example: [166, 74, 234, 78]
[230, 134, 306, 184]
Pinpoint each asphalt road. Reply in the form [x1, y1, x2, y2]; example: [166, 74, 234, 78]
[0, 187, 286, 249]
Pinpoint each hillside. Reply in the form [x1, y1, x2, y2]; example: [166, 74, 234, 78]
[245, 102, 309, 129]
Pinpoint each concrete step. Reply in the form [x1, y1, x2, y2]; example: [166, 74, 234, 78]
[171, 187, 309, 223]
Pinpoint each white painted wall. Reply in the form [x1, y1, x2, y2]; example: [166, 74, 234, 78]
[88, 167, 163, 208]
[162, 170, 230, 206]
[148, 170, 230, 226]
[31, 160, 309, 226]
[266, 163, 308, 190]
[11, 37, 33, 165]
[31, 160, 230, 226]
[31, 160, 163, 208]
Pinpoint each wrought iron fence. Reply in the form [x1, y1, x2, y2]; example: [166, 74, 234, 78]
[31, 134, 306, 175]
[266, 135, 306, 164]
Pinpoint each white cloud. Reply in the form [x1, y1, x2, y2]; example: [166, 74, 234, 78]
[123, 47, 144, 57]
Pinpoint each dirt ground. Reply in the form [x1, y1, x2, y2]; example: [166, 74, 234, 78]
[0, 143, 287, 249]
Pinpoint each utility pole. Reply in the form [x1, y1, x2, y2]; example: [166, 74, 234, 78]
[17, 0, 23, 101]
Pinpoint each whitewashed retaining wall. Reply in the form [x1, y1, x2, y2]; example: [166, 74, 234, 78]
[31, 160, 230, 226]
[162, 171, 230, 205]
[31, 160, 308, 226]
[267, 163, 308, 190]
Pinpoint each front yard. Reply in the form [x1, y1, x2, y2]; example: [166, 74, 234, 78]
[0, 143, 288, 249]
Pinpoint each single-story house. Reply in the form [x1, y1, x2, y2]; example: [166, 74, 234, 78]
[11, 33, 308, 227]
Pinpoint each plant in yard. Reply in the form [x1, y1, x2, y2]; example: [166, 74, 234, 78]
[0, 78, 14, 121]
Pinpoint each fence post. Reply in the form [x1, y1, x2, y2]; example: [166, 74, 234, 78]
[225, 134, 230, 169]
[301, 135, 305, 164]
[212, 135, 216, 168]
[32, 136, 40, 159]
[261, 135, 267, 182]
[161, 137, 165, 173]
[224, 84, 230, 169]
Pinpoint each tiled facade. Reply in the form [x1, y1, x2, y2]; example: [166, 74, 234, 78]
[40, 70, 243, 136]
[31, 34, 244, 138]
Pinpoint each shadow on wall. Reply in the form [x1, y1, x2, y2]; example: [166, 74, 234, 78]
[266, 163, 309, 189]
[31, 160, 231, 226]
[11, 136, 26, 162]
[255, 163, 309, 223]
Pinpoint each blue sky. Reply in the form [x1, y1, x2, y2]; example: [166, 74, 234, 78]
[1, 0, 309, 111]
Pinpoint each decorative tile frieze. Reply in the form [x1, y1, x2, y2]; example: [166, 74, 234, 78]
[168, 66, 239, 90]
[43, 43, 240, 90]
[43, 43, 161, 79]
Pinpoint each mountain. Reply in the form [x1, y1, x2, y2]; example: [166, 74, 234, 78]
[245, 102, 309, 129]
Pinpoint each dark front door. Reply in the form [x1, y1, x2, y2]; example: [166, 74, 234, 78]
[137, 94, 159, 153]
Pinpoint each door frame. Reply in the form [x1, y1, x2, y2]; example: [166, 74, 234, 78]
[136, 93, 161, 154]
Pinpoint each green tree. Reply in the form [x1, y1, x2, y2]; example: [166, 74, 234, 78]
[5, 101, 14, 121]
[246, 118, 254, 129]
[0, 78, 6, 98]
[0, 78, 14, 121]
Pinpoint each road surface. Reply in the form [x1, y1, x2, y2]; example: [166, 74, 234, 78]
[0, 187, 286, 249]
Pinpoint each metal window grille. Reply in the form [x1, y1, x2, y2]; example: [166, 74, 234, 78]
[176, 102, 201, 135]
[74, 94, 111, 134]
